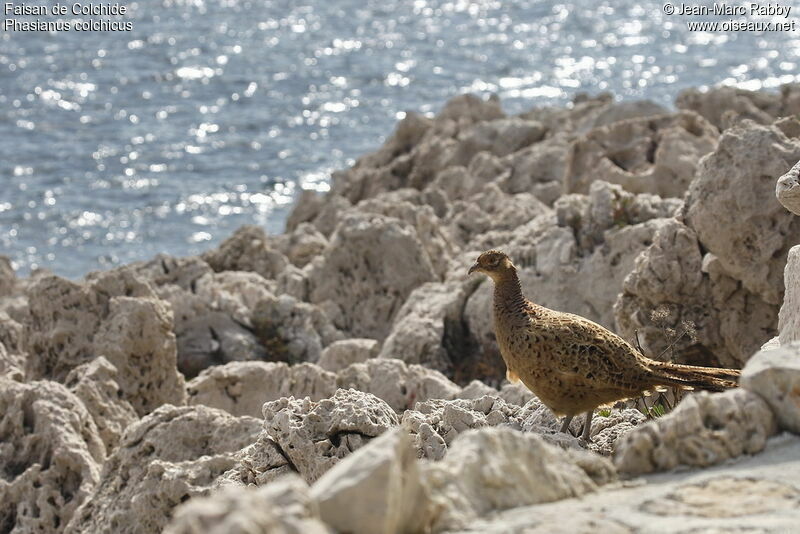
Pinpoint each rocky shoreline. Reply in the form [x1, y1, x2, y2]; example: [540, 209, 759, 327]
[3, 85, 800, 533]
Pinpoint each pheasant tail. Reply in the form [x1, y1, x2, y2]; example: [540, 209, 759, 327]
[649, 360, 740, 392]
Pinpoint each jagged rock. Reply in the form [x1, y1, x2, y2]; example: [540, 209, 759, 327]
[497, 382, 536, 407]
[64, 357, 138, 454]
[0, 256, 17, 297]
[457, 380, 498, 400]
[130, 254, 213, 291]
[337, 358, 461, 412]
[201, 225, 289, 280]
[613, 389, 777, 475]
[422, 427, 614, 532]
[308, 212, 437, 341]
[741, 342, 800, 434]
[499, 135, 570, 204]
[216, 431, 294, 488]
[275, 222, 329, 267]
[450, 117, 546, 165]
[356, 192, 457, 278]
[448, 184, 552, 245]
[378, 280, 477, 376]
[251, 293, 343, 364]
[310, 428, 431, 534]
[187, 361, 337, 418]
[0, 379, 105, 534]
[402, 396, 537, 460]
[592, 100, 669, 127]
[317, 338, 379, 373]
[564, 112, 718, 197]
[685, 120, 800, 306]
[776, 159, 800, 216]
[585, 409, 647, 457]
[93, 296, 187, 414]
[614, 218, 776, 368]
[193, 270, 277, 326]
[779, 246, 800, 347]
[676, 85, 790, 129]
[65, 405, 261, 534]
[263, 389, 399, 484]
[25, 270, 186, 415]
[165, 474, 330, 534]
[0, 339, 24, 380]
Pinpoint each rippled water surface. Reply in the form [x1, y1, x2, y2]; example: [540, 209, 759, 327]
[2, 0, 799, 278]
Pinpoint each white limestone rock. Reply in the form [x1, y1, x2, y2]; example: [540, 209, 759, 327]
[422, 427, 613, 532]
[92, 295, 187, 415]
[676, 85, 787, 129]
[129, 253, 213, 291]
[308, 211, 437, 341]
[165, 474, 330, 534]
[64, 357, 138, 454]
[613, 389, 777, 475]
[201, 225, 289, 280]
[263, 389, 399, 484]
[776, 159, 800, 215]
[187, 361, 337, 417]
[778, 245, 800, 345]
[614, 218, 777, 368]
[564, 112, 718, 197]
[65, 405, 261, 534]
[0, 379, 105, 534]
[402, 395, 535, 460]
[193, 270, 277, 326]
[337, 358, 461, 412]
[684, 120, 800, 306]
[25, 270, 187, 415]
[741, 342, 800, 435]
[0, 255, 17, 297]
[251, 293, 343, 364]
[379, 280, 477, 374]
[317, 338, 380, 373]
[310, 428, 431, 534]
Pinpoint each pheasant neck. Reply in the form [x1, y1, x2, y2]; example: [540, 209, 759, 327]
[493, 268, 526, 312]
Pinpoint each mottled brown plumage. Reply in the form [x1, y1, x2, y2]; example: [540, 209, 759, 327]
[468, 250, 740, 440]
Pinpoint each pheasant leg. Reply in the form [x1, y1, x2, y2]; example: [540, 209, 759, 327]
[559, 415, 574, 434]
[581, 410, 594, 441]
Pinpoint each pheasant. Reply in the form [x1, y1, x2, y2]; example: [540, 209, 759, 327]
[468, 250, 740, 441]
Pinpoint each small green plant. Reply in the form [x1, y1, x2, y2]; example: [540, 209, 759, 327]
[598, 408, 612, 418]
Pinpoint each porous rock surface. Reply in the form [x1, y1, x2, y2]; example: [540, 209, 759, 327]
[741, 342, 800, 435]
[317, 338, 379, 372]
[64, 405, 261, 534]
[613, 389, 777, 475]
[262, 389, 399, 484]
[0, 379, 105, 534]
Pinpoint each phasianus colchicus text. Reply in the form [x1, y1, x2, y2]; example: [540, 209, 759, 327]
[468, 250, 740, 440]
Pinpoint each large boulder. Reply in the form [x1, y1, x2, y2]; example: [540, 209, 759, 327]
[310, 428, 431, 534]
[317, 338, 380, 372]
[741, 342, 800, 434]
[684, 120, 800, 306]
[65, 405, 261, 534]
[308, 212, 437, 341]
[0, 379, 105, 533]
[613, 389, 776, 475]
[423, 427, 614, 532]
[24, 271, 186, 415]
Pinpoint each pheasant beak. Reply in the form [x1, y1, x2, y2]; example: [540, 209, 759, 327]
[468, 263, 480, 276]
